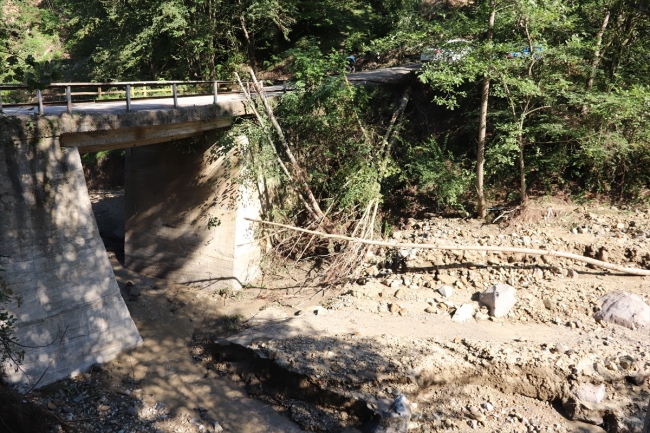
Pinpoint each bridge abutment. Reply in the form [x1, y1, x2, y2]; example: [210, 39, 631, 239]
[0, 120, 142, 390]
[1, 103, 259, 389]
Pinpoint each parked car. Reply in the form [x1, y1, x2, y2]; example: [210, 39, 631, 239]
[421, 39, 472, 62]
[507, 45, 543, 59]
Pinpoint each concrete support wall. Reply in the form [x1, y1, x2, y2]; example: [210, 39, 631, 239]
[0, 124, 142, 391]
[125, 135, 261, 289]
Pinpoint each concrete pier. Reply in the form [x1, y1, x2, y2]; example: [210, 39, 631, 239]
[124, 136, 262, 289]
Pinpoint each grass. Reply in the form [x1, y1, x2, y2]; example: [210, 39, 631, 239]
[222, 314, 245, 332]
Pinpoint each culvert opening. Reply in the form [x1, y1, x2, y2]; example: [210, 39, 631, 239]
[81, 150, 126, 264]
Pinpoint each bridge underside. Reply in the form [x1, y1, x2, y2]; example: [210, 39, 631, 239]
[62, 117, 231, 153]
[0, 102, 261, 389]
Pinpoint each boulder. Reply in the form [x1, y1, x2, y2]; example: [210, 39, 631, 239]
[374, 394, 412, 433]
[594, 291, 650, 330]
[574, 383, 606, 404]
[452, 304, 474, 323]
[563, 383, 618, 426]
[562, 399, 613, 425]
[479, 284, 517, 318]
[619, 417, 644, 433]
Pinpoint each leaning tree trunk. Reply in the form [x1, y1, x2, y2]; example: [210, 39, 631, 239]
[238, 0, 258, 73]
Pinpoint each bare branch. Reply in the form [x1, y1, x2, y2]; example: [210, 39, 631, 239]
[245, 218, 650, 276]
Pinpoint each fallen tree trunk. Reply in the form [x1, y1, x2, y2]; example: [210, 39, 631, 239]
[245, 218, 650, 276]
[247, 69, 329, 225]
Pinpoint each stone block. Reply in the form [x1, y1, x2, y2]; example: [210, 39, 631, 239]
[479, 284, 517, 318]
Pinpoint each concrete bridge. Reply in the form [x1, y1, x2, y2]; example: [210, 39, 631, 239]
[0, 81, 283, 390]
[0, 66, 417, 391]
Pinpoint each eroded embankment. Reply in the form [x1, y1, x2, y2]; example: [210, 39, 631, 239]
[195, 329, 649, 432]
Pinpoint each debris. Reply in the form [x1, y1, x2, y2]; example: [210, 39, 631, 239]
[437, 285, 453, 298]
[452, 304, 474, 322]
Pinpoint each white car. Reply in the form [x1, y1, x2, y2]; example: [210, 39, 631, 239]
[421, 39, 472, 62]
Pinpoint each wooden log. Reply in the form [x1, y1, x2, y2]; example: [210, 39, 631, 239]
[245, 218, 650, 276]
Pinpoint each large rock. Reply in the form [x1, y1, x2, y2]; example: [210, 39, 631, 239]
[594, 291, 650, 330]
[374, 394, 412, 433]
[479, 284, 517, 318]
[452, 304, 474, 323]
[438, 285, 453, 298]
[563, 382, 616, 426]
[574, 383, 606, 404]
[562, 398, 617, 425]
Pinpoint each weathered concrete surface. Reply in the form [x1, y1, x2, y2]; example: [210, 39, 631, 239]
[0, 101, 261, 388]
[57, 101, 244, 153]
[0, 120, 142, 390]
[124, 135, 262, 289]
[65, 118, 232, 153]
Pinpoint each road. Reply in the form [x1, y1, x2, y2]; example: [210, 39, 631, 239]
[1, 65, 421, 117]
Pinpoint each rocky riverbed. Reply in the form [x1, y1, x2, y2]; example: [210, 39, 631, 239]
[11, 200, 650, 433]
[192, 202, 650, 433]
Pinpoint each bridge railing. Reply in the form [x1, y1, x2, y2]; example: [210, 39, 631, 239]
[0, 80, 268, 115]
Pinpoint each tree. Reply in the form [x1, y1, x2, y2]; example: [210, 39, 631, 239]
[477, 0, 496, 218]
[236, 0, 296, 72]
[0, 0, 63, 84]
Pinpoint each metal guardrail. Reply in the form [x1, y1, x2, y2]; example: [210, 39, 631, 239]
[0, 80, 255, 115]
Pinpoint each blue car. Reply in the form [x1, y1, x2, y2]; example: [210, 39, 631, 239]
[507, 46, 543, 59]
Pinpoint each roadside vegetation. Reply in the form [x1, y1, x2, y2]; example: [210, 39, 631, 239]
[2, 0, 650, 275]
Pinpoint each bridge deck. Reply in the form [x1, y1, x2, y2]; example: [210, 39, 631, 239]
[1, 65, 419, 117]
[2, 86, 285, 117]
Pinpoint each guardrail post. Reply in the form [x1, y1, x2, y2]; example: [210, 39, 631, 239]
[213, 81, 218, 104]
[98, 86, 102, 99]
[0, 90, 3, 112]
[172, 83, 178, 108]
[37, 89, 44, 115]
[66, 86, 72, 114]
[126, 84, 131, 112]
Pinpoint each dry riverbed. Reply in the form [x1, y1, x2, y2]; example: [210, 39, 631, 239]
[17, 198, 650, 433]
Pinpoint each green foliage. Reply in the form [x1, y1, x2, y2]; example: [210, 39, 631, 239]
[406, 138, 474, 209]
[24, 55, 63, 91]
[394, 0, 650, 203]
[0, 0, 64, 84]
[573, 86, 650, 198]
[207, 217, 222, 229]
[222, 314, 245, 332]
[0, 260, 23, 371]
[219, 43, 398, 226]
[80, 150, 124, 167]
